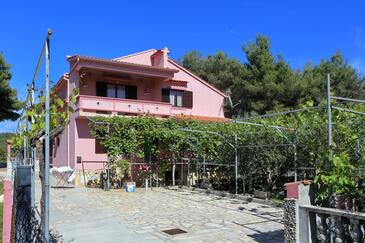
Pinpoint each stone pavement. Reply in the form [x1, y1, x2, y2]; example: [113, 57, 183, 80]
[48, 185, 283, 242]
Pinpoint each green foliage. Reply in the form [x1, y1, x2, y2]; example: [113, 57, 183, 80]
[0, 133, 13, 162]
[116, 158, 130, 176]
[316, 153, 356, 195]
[13, 88, 79, 150]
[181, 35, 365, 117]
[90, 101, 365, 197]
[0, 53, 22, 121]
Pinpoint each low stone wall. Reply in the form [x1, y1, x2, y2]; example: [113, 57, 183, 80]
[171, 186, 283, 207]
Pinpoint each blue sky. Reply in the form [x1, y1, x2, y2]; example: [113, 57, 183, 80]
[1, 0, 365, 132]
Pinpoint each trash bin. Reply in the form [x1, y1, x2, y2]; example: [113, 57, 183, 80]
[125, 182, 136, 192]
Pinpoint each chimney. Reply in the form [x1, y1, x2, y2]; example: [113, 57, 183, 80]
[162, 47, 169, 68]
[151, 47, 170, 68]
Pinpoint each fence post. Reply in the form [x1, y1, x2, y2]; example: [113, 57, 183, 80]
[297, 185, 310, 243]
[284, 181, 315, 243]
[297, 183, 316, 243]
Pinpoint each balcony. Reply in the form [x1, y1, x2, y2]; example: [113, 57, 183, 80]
[77, 95, 176, 117]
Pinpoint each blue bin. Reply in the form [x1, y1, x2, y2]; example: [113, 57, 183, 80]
[125, 183, 136, 192]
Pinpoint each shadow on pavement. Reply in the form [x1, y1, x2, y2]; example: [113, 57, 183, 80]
[248, 229, 284, 243]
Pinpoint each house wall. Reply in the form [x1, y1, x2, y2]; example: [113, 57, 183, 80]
[74, 118, 107, 170]
[165, 60, 225, 118]
[52, 127, 69, 168]
[115, 51, 225, 118]
[114, 50, 155, 66]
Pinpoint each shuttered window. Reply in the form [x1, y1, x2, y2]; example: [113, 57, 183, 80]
[96, 82, 137, 99]
[161, 89, 193, 108]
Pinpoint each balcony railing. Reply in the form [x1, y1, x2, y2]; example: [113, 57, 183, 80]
[77, 95, 173, 116]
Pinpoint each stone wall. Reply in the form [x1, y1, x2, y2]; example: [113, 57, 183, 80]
[283, 198, 296, 243]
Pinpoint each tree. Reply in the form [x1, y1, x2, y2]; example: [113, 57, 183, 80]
[232, 35, 303, 115]
[180, 51, 243, 92]
[181, 35, 365, 117]
[299, 52, 365, 105]
[0, 53, 22, 121]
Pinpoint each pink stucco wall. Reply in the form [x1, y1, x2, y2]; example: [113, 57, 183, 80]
[74, 118, 107, 170]
[167, 60, 225, 118]
[52, 127, 69, 168]
[113, 49, 155, 66]
[115, 49, 225, 118]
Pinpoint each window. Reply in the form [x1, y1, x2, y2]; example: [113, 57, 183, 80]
[107, 84, 115, 97]
[162, 89, 193, 108]
[96, 82, 136, 99]
[116, 85, 126, 98]
[169, 90, 183, 107]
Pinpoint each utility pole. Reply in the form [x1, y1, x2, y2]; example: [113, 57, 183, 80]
[24, 91, 29, 164]
[327, 73, 332, 150]
[31, 82, 36, 207]
[293, 143, 297, 182]
[234, 133, 238, 195]
[43, 29, 52, 243]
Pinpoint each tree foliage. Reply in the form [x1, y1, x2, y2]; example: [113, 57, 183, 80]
[180, 34, 365, 117]
[0, 53, 22, 121]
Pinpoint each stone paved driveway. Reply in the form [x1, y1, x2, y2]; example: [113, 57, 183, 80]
[49, 186, 283, 242]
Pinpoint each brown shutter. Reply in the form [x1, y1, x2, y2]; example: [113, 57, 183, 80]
[96, 82, 107, 97]
[126, 85, 138, 99]
[183, 91, 193, 108]
[161, 88, 170, 103]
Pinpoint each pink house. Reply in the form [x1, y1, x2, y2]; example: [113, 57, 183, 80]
[52, 48, 226, 171]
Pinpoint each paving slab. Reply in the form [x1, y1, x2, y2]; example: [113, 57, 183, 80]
[44, 182, 283, 242]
